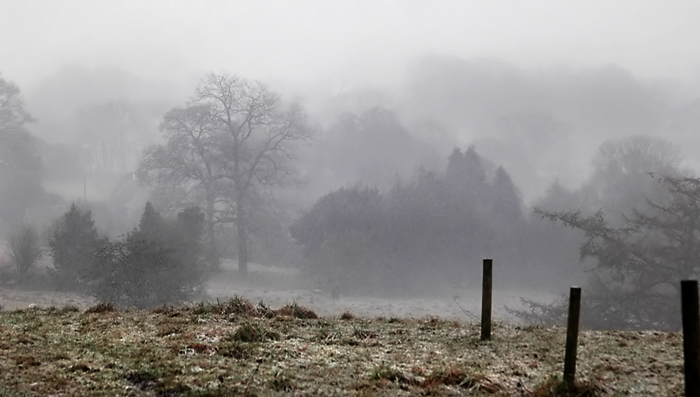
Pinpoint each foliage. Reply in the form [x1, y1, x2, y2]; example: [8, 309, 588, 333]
[531, 175, 700, 330]
[86, 203, 206, 309]
[315, 107, 434, 189]
[246, 204, 304, 267]
[8, 224, 42, 275]
[586, 135, 682, 222]
[291, 147, 528, 294]
[48, 204, 100, 290]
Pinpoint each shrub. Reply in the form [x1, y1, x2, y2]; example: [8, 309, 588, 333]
[85, 203, 206, 309]
[8, 223, 42, 275]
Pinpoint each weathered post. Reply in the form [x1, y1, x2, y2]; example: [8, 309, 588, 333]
[681, 280, 700, 397]
[481, 258, 493, 341]
[563, 286, 581, 389]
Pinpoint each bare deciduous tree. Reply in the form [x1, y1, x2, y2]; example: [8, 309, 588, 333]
[586, 135, 684, 222]
[140, 73, 312, 276]
[138, 104, 228, 268]
[194, 74, 312, 275]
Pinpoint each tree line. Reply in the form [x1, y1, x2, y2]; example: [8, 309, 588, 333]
[48, 203, 206, 308]
[3, 69, 700, 329]
[290, 146, 529, 295]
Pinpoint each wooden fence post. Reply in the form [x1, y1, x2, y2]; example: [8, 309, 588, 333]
[481, 258, 493, 341]
[563, 286, 581, 388]
[681, 280, 700, 397]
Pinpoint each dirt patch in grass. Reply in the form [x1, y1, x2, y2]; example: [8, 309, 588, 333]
[0, 297, 686, 396]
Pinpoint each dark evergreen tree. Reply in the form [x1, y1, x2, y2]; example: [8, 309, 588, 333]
[491, 166, 523, 222]
[175, 206, 207, 274]
[48, 204, 100, 289]
[291, 146, 528, 294]
[528, 175, 700, 330]
[138, 201, 163, 241]
[446, 146, 488, 191]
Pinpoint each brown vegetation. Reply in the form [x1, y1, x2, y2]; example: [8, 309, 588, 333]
[0, 297, 685, 396]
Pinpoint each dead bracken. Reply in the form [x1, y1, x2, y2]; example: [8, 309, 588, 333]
[0, 298, 686, 396]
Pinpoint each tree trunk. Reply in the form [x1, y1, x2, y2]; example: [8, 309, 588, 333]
[236, 214, 249, 277]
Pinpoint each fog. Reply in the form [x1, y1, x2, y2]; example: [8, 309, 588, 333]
[2, 2, 700, 319]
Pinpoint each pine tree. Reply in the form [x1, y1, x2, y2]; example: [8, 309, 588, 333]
[530, 175, 700, 330]
[49, 204, 99, 289]
[491, 166, 524, 222]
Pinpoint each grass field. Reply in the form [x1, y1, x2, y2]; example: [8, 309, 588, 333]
[0, 297, 685, 396]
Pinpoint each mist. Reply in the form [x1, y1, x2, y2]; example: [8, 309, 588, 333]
[2, 2, 700, 327]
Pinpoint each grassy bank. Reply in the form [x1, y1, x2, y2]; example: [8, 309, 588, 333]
[0, 298, 685, 396]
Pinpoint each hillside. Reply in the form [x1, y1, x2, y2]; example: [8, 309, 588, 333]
[0, 298, 684, 396]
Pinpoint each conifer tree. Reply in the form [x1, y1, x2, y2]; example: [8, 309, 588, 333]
[49, 204, 100, 289]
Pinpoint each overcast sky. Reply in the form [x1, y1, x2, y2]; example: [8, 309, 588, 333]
[2, 0, 700, 92]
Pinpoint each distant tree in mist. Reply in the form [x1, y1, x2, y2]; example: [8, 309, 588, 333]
[138, 103, 227, 269]
[74, 101, 159, 174]
[27, 65, 177, 145]
[8, 224, 42, 275]
[491, 166, 525, 223]
[0, 74, 44, 230]
[405, 56, 668, 139]
[445, 146, 490, 203]
[310, 107, 435, 192]
[48, 204, 101, 290]
[139, 73, 312, 276]
[490, 112, 575, 200]
[35, 140, 91, 182]
[46, 201, 206, 307]
[0, 76, 34, 133]
[291, 147, 527, 294]
[586, 135, 683, 221]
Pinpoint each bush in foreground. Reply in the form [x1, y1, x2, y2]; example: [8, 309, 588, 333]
[86, 203, 207, 309]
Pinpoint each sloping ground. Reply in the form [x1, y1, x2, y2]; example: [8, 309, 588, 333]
[0, 299, 685, 396]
